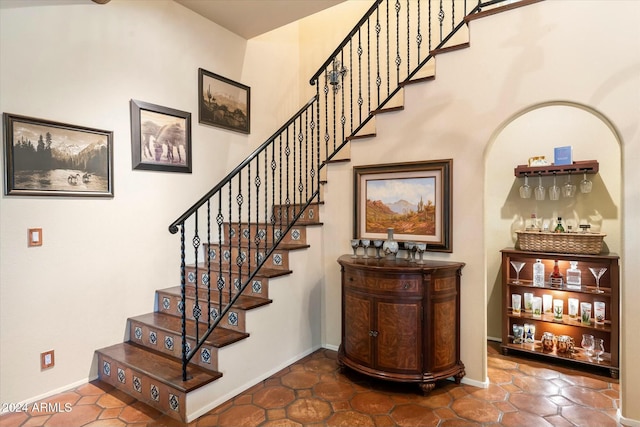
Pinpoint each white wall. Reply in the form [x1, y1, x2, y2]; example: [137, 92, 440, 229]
[318, 0, 639, 422]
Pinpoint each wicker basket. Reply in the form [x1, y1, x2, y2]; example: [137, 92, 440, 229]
[516, 231, 606, 255]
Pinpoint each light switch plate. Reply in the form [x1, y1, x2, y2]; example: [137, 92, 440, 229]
[41, 350, 54, 369]
[28, 228, 43, 247]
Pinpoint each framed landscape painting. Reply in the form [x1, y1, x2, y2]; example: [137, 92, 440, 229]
[354, 159, 452, 252]
[198, 68, 250, 134]
[3, 113, 113, 197]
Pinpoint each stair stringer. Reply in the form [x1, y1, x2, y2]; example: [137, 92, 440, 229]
[184, 225, 325, 422]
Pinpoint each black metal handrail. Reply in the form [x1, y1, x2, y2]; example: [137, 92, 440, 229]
[169, 0, 522, 381]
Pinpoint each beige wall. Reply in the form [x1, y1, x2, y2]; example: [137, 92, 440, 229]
[1, 0, 639, 423]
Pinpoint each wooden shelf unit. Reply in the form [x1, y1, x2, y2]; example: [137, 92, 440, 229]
[514, 160, 598, 177]
[501, 248, 619, 378]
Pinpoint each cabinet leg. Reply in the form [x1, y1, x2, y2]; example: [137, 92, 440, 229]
[454, 369, 466, 384]
[419, 382, 435, 395]
[610, 369, 619, 379]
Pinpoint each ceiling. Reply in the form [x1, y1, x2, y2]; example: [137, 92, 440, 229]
[174, 0, 345, 39]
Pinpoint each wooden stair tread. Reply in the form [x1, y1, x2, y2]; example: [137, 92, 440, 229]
[188, 263, 293, 278]
[160, 286, 272, 310]
[97, 342, 221, 393]
[130, 312, 249, 348]
[210, 242, 310, 251]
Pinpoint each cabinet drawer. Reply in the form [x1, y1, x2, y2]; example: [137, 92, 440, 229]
[344, 269, 421, 293]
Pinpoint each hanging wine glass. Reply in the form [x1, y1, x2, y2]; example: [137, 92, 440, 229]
[519, 174, 532, 198]
[510, 260, 525, 284]
[589, 267, 607, 293]
[562, 172, 576, 198]
[549, 173, 560, 201]
[595, 338, 605, 363]
[534, 173, 545, 201]
[580, 171, 593, 193]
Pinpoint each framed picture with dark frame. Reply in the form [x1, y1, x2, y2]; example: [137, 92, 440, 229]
[3, 113, 114, 197]
[198, 68, 250, 134]
[130, 99, 192, 173]
[354, 159, 453, 252]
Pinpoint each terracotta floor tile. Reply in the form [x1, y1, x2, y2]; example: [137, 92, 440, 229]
[42, 405, 101, 427]
[450, 397, 501, 423]
[350, 392, 395, 414]
[326, 410, 375, 426]
[508, 393, 559, 417]
[500, 410, 555, 427]
[253, 385, 296, 409]
[216, 404, 265, 427]
[286, 398, 332, 424]
[561, 405, 619, 427]
[560, 385, 616, 409]
[0, 343, 623, 427]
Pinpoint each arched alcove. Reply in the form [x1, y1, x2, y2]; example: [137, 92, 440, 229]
[484, 102, 622, 342]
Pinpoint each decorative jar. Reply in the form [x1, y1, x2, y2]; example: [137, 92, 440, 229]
[382, 228, 399, 260]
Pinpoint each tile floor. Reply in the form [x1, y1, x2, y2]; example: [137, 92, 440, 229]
[0, 343, 622, 427]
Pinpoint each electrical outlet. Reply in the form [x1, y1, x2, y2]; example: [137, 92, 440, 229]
[41, 350, 54, 369]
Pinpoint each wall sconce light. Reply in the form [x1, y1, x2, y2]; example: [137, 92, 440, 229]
[326, 60, 347, 92]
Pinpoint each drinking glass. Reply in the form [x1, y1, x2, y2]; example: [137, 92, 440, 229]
[519, 174, 532, 198]
[534, 173, 545, 200]
[361, 239, 371, 259]
[350, 239, 359, 258]
[595, 338, 605, 362]
[373, 240, 384, 258]
[549, 173, 561, 201]
[589, 267, 607, 293]
[562, 172, 576, 198]
[405, 242, 416, 262]
[416, 243, 426, 264]
[580, 171, 593, 193]
[581, 334, 594, 357]
[510, 260, 525, 284]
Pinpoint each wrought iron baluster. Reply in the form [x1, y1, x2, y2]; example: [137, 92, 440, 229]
[193, 211, 200, 346]
[180, 224, 187, 380]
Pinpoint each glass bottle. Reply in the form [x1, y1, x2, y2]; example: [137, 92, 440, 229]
[533, 259, 545, 287]
[550, 259, 564, 287]
[554, 217, 565, 233]
[565, 261, 582, 289]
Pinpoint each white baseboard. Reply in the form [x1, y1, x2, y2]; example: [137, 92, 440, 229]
[460, 376, 489, 389]
[1, 376, 95, 414]
[323, 343, 339, 352]
[487, 336, 502, 343]
[619, 410, 640, 427]
[186, 344, 322, 422]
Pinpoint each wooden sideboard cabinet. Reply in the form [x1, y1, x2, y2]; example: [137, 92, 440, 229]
[337, 255, 465, 393]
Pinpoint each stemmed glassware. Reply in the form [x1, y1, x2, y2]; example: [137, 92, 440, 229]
[416, 243, 426, 264]
[373, 240, 383, 258]
[405, 242, 416, 262]
[562, 172, 576, 198]
[589, 267, 607, 293]
[350, 239, 359, 258]
[594, 338, 605, 363]
[581, 334, 595, 357]
[519, 174, 532, 199]
[361, 239, 371, 259]
[534, 173, 545, 201]
[510, 261, 526, 284]
[549, 173, 561, 201]
[580, 171, 593, 193]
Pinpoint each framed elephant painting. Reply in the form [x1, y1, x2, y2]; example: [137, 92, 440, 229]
[130, 99, 192, 173]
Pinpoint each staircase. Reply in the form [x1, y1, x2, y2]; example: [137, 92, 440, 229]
[95, 0, 541, 422]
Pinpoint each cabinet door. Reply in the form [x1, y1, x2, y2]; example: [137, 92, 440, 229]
[375, 299, 421, 373]
[344, 291, 374, 367]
